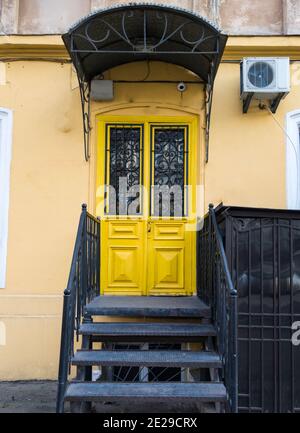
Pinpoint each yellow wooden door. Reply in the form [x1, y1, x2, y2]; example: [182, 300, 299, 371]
[96, 116, 197, 296]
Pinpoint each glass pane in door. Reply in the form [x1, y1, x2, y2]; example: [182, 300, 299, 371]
[151, 126, 188, 217]
[105, 124, 143, 215]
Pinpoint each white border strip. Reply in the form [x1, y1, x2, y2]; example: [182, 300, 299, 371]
[286, 109, 300, 210]
[0, 108, 13, 288]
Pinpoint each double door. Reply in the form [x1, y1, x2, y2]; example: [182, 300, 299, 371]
[96, 116, 197, 296]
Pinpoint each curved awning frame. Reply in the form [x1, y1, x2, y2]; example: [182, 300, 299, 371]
[62, 3, 228, 161]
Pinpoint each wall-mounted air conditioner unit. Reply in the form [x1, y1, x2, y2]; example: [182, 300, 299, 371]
[240, 57, 290, 113]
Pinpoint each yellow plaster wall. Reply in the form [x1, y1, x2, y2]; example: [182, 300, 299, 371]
[0, 36, 299, 379]
[0, 60, 88, 379]
[205, 62, 299, 209]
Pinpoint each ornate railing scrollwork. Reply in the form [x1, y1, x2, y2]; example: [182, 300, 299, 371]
[78, 78, 91, 162]
[70, 10, 220, 55]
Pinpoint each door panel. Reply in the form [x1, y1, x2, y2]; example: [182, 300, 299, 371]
[97, 116, 197, 296]
[155, 247, 184, 287]
[153, 222, 184, 241]
[108, 220, 141, 239]
[147, 221, 192, 295]
[147, 124, 192, 295]
[102, 219, 146, 295]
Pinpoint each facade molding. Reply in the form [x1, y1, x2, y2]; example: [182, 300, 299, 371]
[1, 35, 300, 62]
[0, 36, 70, 60]
[286, 109, 300, 210]
[0, 108, 13, 289]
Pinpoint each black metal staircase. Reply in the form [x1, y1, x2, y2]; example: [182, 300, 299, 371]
[56, 204, 238, 413]
[65, 300, 226, 412]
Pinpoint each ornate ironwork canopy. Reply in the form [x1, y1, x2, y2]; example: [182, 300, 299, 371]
[62, 3, 228, 161]
[63, 3, 227, 82]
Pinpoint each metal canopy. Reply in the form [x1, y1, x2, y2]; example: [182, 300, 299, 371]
[62, 3, 228, 161]
[63, 3, 227, 82]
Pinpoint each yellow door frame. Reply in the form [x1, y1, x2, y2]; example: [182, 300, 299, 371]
[96, 115, 198, 296]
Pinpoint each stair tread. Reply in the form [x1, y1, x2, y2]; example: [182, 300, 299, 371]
[65, 382, 227, 402]
[72, 350, 222, 368]
[85, 296, 211, 318]
[80, 322, 216, 339]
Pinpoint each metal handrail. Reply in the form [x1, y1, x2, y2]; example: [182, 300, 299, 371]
[197, 203, 238, 412]
[56, 204, 100, 413]
[210, 206, 237, 297]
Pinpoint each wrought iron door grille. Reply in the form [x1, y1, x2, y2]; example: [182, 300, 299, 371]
[150, 125, 189, 217]
[104, 124, 144, 216]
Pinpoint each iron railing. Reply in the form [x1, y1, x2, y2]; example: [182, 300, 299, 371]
[197, 204, 238, 412]
[56, 204, 100, 413]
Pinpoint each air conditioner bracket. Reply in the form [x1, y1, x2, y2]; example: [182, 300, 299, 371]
[243, 93, 254, 114]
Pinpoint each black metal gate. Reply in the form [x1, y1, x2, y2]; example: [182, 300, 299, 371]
[215, 206, 300, 413]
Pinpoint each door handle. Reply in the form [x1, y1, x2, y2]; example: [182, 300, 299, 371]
[147, 221, 152, 233]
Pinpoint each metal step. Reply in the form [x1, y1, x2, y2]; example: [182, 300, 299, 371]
[72, 350, 222, 368]
[80, 322, 216, 342]
[85, 296, 211, 318]
[65, 382, 227, 403]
